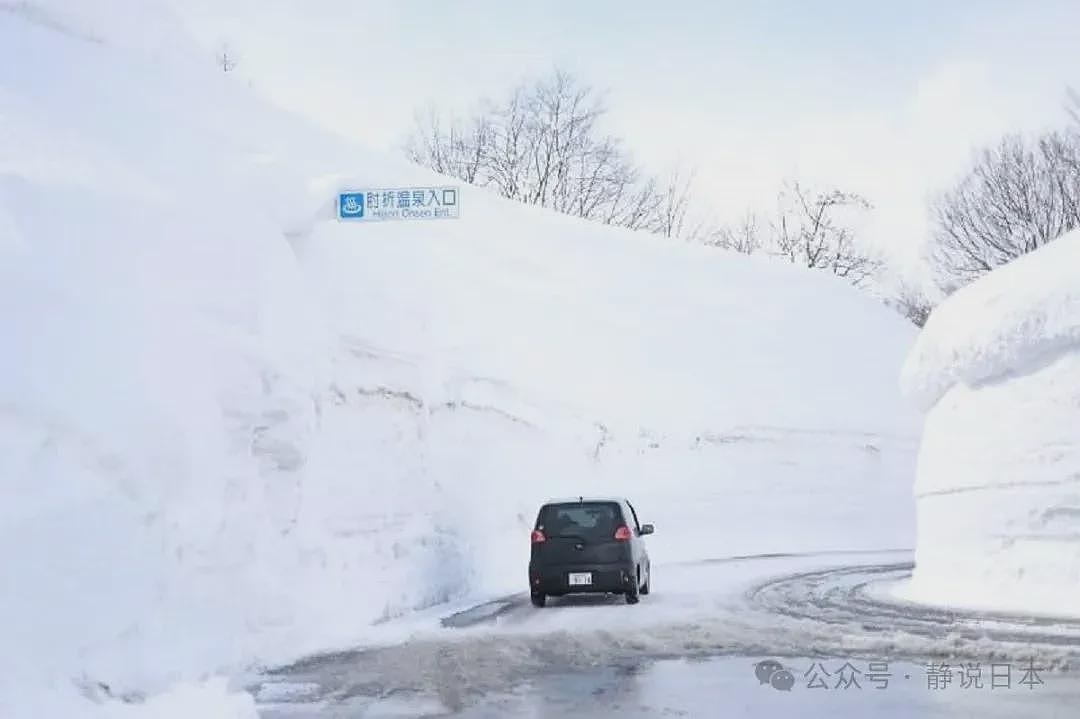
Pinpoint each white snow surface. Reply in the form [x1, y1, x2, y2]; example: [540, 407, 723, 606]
[3, 677, 257, 719]
[900, 229, 1080, 615]
[901, 229, 1080, 412]
[0, 1, 918, 716]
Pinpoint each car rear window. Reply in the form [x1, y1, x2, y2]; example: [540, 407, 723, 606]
[537, 502, 623, 539]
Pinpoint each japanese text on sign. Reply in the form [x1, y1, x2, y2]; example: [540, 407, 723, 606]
[337, 186, 460, 222]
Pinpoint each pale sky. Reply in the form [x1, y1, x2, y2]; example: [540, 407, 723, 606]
[175, 0, 1079, 276]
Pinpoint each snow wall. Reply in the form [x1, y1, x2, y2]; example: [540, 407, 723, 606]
[0, 1, 919, 715]
[901, 228, 1080, 615]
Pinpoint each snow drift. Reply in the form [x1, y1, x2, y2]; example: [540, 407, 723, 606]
[0, 1, 918, 715]
[901, 229, 1080, 615]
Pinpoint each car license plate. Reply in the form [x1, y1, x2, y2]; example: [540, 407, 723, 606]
[568, 572, 592, 586]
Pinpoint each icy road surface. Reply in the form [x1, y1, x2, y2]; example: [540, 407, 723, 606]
[254, 551, 1080, 717]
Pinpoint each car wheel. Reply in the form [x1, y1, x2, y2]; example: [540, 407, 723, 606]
[625, 569, 640, 604]
[530, 593, 546, 608]
[640, 568, 651, 595]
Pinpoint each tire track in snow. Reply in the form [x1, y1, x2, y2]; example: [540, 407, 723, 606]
[747, 561, 1080, 656]
[257, 550, 1080, 715]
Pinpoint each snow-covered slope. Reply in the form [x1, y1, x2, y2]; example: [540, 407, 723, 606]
[0, 1, 918, 715]
[901, 229, 1080, 615]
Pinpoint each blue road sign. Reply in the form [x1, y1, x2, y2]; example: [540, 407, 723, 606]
[338, 192, 365, 219]
[337, 186, 460, 222]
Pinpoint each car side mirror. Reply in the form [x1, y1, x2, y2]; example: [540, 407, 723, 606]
[639, 524, 654, 535]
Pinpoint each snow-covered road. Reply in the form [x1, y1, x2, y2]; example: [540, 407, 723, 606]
[253, 550, 1080, 717]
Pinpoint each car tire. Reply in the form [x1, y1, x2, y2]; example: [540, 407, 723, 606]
[625, 570, 640, 604]
[640, 568, 651, 596]
[530, 593, 546, 608]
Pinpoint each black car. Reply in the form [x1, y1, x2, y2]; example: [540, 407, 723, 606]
[528, 496, 653, 607]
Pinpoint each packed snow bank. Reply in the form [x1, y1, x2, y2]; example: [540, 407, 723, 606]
[0, 0, 918, 715]
[901, 232, 1080, 412]
[298, 198, 919, 437]
[901, 229, 1080, 615]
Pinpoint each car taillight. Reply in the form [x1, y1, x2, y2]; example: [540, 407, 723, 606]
[531, 529, 546, 544]
[614, 525, 633, 541]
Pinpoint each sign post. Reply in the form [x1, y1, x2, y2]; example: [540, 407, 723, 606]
[337, 186, 461, 222]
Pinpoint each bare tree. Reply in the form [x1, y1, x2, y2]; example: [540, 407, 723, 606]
[706, 211, 762, 254]
[524, 71, 605, 210]
[404, 106, 491, 183]
[604, 175, 665, 231]
[931, 131, 1080, 291]
[654, 166, 696, 238]
[404, 69, 684, 235]
[1061, 88, 1080, 174]
[888, 281, 934, 327]
[768, 182, 881, 286]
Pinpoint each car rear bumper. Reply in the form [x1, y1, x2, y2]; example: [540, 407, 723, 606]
[528, 562, 637, 595]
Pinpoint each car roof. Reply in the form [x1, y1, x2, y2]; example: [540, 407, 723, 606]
[541, 496, 629, 505]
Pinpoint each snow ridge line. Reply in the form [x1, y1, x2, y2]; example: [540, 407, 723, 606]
[334, 383, 915, 457]
[337, 384, 538, 428]
[917, 472, 1080, 499]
